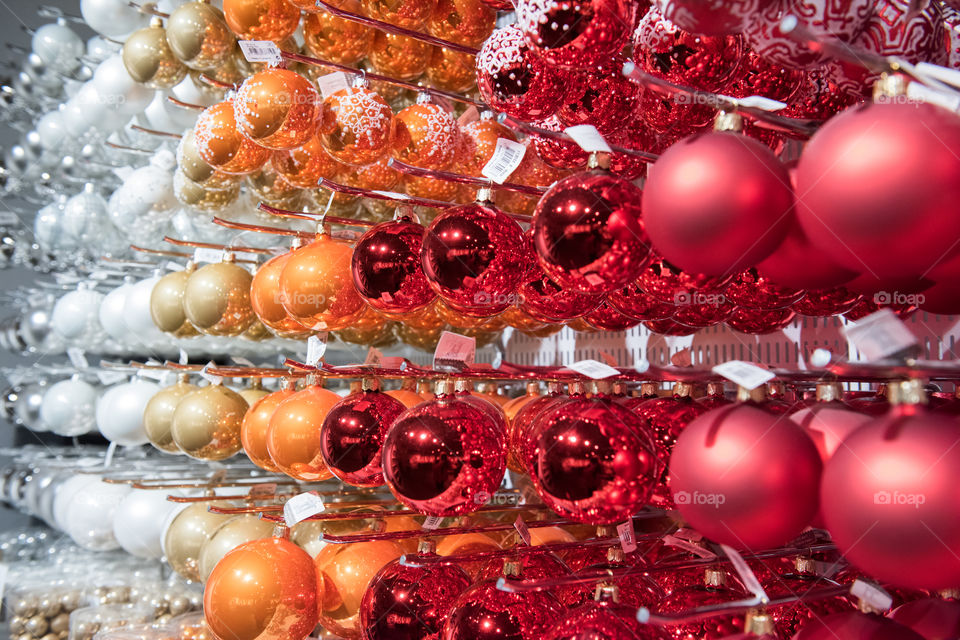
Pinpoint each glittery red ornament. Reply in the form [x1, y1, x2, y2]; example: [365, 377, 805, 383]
[558, 57, 641, 135]
[760, 568, 855, 637]
[791, 288, 860, 317]
[643, 317, 697, 336]
[672, 294, 735, 328]
[638, 259, 732, 305]
[756, 226, 858, 291]
[532, 115, 590, 170]
[657, 0, 771, 36]
[533, 168, 652, 295]
[361, 550, 472, 640]
[352, 218, 436, 314]
[793, 611, 925, 640]
[531, 395, 658, 524]
[421, 202, 528, 316]
[889, 598, 960, 640]
[476, 25, 565, 121]
[644, 132, 793, 277]
[780, 68, 859, 122]
[382, 391, 507, 516]
[821, 403, 960, 590]
[725, 307, 796, 334]
[607, 281, 675, 321]
[796, 102, 960, 280]
[519, 273, 602, 322]
[659, 570, 747, 639]
[320, 386, 406, 487]
[584, 301, 641, 331]
[725, 269, 805, 310]
[547, 594, 672, 640]
[516, 0, 639, 70]
[670, 403, 822, 549]
[443, 578, 566, 640]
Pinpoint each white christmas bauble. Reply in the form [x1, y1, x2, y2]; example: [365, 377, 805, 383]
[113, 488, 181, 557]
[53, 474, 99, 531]
[81, 0, 150, 38]
[61, 84, 104, 137]
[99, 283, 134, 343]
[37, 110, 67, 150]
[123, 276, 166, 345]
[96, 379, 159, 446]
[34, 198, 75, 251]
[32, 21, 84, 74]
[51, 289, 104, 341]
[170, 73, 220, 108]
[92, 55, 153, 116]
[62, 188, 109, 245]
[40, 377, 98, 437]
[170, 207, 233, 244]
[86, 35, 119, 63]
[108, 149, 177, 232]
[14, 383, 49, 432]
[64, 479, 131, 550]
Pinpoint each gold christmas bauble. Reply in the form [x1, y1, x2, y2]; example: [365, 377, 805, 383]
[177, 129, 241, 190]
[427, 0, 494, 47]
[303, 4, 374, 65]
[171, 384, 249, 460]
[122, 21, 188, 89]
[198, 515, 275, 581]
[239, 383, 269, 405]
[183, 260, 255, 336]
[222, 0, 301, 41]
[166, 2, 235, 71]
[174, 170, 241, 212]
[361, 0, 436, 29]
[144, 376, 198, 453]
[425, 46, 476, 93]
[150, 265, 200, 337]
[164, 502, 233, 581]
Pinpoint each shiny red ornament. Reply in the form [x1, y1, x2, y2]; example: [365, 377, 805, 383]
[532, 168, 652, 295]
[643, 132, 793, 277]
[638, 259, 732, 305]
[476, 25, 565, 121]
[352, 218, 436, 314]
[791, 288, 860, 317]
[443, 578, 565, 640]
[780, 67, 859, 122]
[669, 403, 822, 549]
[510, 388, 569, 473]
[725, 269, 805, 310]
[889, 597, 960, 640]
[796, 101, 960, 279]
[584, 301, 641, 331]
[727, 48, 804, 102]
[557, 57, 641, 135]
[643, 317, 697, 336]
[657, 0, 771, 36]
[659, 569, 747, 639]
[531, 395, 659, 524]
[421, 202, 528, 316]
[382, 391, 507, 516]
[532, 115, 589, 170]
[547, 594, 671, 640]
[756, 225, 858, 291]
[516, 0, 639, 70]
[607, 281, 675, 322]
[725, 307, 796, 334]
[671, 294, 735, 328]
[762, 568, 854, 638]
[698, 384, 731, 411]
[821, 402, 960, 590]
[793, 611, 924, 640]
[519, 274, 602, 322]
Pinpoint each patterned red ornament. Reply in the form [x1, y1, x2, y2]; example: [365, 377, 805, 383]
[857, 0, 949, 65]
[532, 115, 590, 170]
[584, 301, 641, 331]
[726, 307, 796, 334]
[352, 218, 436, 314]
[607, 281, 675, 321]
[443, 578, 565, 640]
[657, 0, 771, 36]
[791, 288, 860, 317]
[725, 269, 805, 310]
[519, 274, 602, 322]
[793, 611, 924, 640]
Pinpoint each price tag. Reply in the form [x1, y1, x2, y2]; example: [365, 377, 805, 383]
[422, 515, 444, 530]
[850, 579, 893, 612]
[564, 124, 612, 153]
[364, 347, 383, 366]
[165, 261, 185, 272]
[433, 331, 476, 370]
[0, 212, 19, 226]
[712, 360, 775, 391]
[283, 491, 326, 527]
[316, 72, 351, 99]
[661, 534, 718, 559]
[906, 82, 960, 112]
[380, 356, 404, 369]
[104, 441, 117, 468]
[844, 309, 919, 361]
[250, 482, 277, 498]
[513, 515, 532, 545]
[616, 521, 637, 553]
[306, 334, 328, 366]
[137, 369, 168, 381]
[371, 190, 412, 201]
[232, 356, 255, 367]
[97, 370, 128, 385]
[200, 361, 223, 385]
[721, 544, 769, 602]
[238, 40, 282, 65]
[481, 137, 526, 184]
[674, 528, 703, 542]
[725, 95, 787, 111]
[458, 106, 479, 126]
[179, 349, 189, 365]
[193, 247, 223, 264]
[566, 359, 619, 379]
[67, 348, 88, 369]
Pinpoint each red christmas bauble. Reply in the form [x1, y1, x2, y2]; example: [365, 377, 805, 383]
[532, 115, 590, 170]
[557, 56, 641, 135]
[725, 269, 805, 310]
[382, 392, 507, 516]
[657, 0, 771, 36]
[476, 25, 565, 121]
[791, 288, 860, 317]
[780, 67, 859, 122]
[519, 273, 602, 322]
[672, 294, 735, 328]
[793, 611, 925, 640]
[533, 168, 652, 295]
[320, 386, 406, 487]
[918, 280, 960, 315]
[516, 0, 639, 70]
[888, 597, 960, 640]
[421, 202, 528, 316]
[725, 307, 796, 334]
[756, 225, 858, 291]
[857, 0, 948, 65]
[443, 579, 565, 640]
[821, 403, 960, 590]
[607, 281, 675, 321]
[474, 553, 571, 591]
[659, 570, 747, 639]
[584, 301, 641, 331]
[643, 132, 793, 277]
[669, 403, 822, 549]
[638, 259, 733, 304]
[762, 571, 855, 638]
[546, 596, 672, 640]
[531, 395, 658, 524]
[643, 317, 697, 336]
[791, 401, 870, 462]
[795, 101, 960, 279]
[361, 552, 472, 640]
[727, 48, 805, 102]
[511, 389, 569, 473]
[352, 218, 436, 314]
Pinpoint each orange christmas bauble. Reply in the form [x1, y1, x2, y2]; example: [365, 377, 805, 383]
[241, 384, 296, 471]
[385, 387, 423, 408]
[425, 46, 477, 93]
[457, 116, 517, 176]
[222, 0, 301, 41]
[194, 100, 271, 175]
[234, 69, 322, 150]
[303, 4, 374, 65]
[396, 322, 446, 350]
[250, 248, 314, 338]
[319, 86, 396, 166]
[500, 304, 546, 332]
[427, 0, 494, 47]
[266, 384, 341, 481]
[367, 31, 433, 81]
[273, 135, 347, 188]
[403, 173, 462, 203]
[342, 156, 401, 191]
[360, 0, 437, 29]
[391, 101, 459, 170]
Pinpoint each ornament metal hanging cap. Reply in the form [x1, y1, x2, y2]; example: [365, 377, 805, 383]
[713, 111, 744, 133]
[886, 378, 927, 406]
[815, 381, 843, 402]
[736, 385, 767, 403]
[873, 72, 908, 100]
[744, 610, 776, 635]
[587, 151, 611, 170]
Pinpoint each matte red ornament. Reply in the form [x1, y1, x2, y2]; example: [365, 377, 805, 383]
[791, 288, 860, 317]
[888, 597, 960, 640]
[821, 402, 960, 590]
[547, 595, 672, 640]
[558, 56, 642, 135]
[918, 281, 960, 315]
[791, 401, 870, 462]
[669, 403, 822, 549]
[443, 578, 565, 640]
[476, 25, 565, 121]
[756, 225, 858, 291]
[531, 395, 659, 524]
[657, 0, 771, 36]
[725, 269, 805, 310]
[643, 132, 793, 277]
[382, 391, 507, 516]
[725, 307, 796, 334]
[519, 273, 602, 322]
[796, 101, 960, 279]
[584, 301, 641, 331]
[421, 202, 528, 316]
[607, 281, 675, 321]
[533, 168, 652, 295]
[516, 0, 639, 70]
[532, 115, 590, 170]
[352, 218, 436, 314]
[793, 611, 925, 640]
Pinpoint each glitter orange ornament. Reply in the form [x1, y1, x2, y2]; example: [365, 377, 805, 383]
[234, 69, 322, 150]
[250, 244, 314, 338]
[426, 47, 477, 93]
[343, 156, 401, 191]
[303, 4, 375, 65]
[266, 383, 341, 481]
[194, 100, 271, 175]
[222, 0, 301, 42]
[428, 0, 495, 46]
[368, 32, 433, 80]
[319, 85, 396, 166]
[404, 173, 462, 202]
[273, 135, 346, 188]
[392, 100, 459, 170]
[241, 382, 295, 471]
[362, 0, 438, 29]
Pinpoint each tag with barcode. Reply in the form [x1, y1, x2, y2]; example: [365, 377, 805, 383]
[200, 361, 223, 385]
[365, 347, 383, 366]
[721, 544, 769, 601]
[617, 521, 637, 553]
[433, 331, 476, 370]
[844, 309, 919, 361]
[306, 333, 328, 366]
[250, 482, 277, 498]
[662, 534, 718, 559]
[514, 515, 532, 545]
[283, 491, 326, 527]
[481, 137, 526, 184]
[193, 247, 223, 264]
[566, 359, 619, 379]
[712, 360, 775, 391]
[238, 40, 282, 65]
[564, 124, 612, 153]
[850, 579, 893, 612]
[316, 72, 351, 99]
[67, 348, 88, 369]
[422, 515, 444, 530]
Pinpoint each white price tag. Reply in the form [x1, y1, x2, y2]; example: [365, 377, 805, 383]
[906, 82, 960, 112]
[725, 95, 787, 111]
[433, 331, 476, 370]
[250, 482, 277, 498]
[0, 212, 20, 226]
[422, 515, 444, 530]
[316, 72, 351, 99]
[371, 190, 412, 201]
[200, 361, 223, 385]
[232, 356, 255, 367]
[661, 534, 718, 559]
[616, 521, 637, 553]
[721, 544, 769, 602]
[844, 309, 919, 361]
[165, 261, 185, 272]
[850, 579, 893, 612]
[238, 40, 282, 65]
[283, 491, 326, 527]
[712, 360, 775, 391]
[306, 333, 328, 366]
[193, 247, 223, 264]
[97, 371, 128, 385]
[514, 515, 532, 545]
[67, 348, 88, 369]
[179, 349, 189, 365]
[481, 137, 526, 184]
[563, 124, 612, 153]
[104, 441, 117, 468]
[364, 347, 383, 366]
[137, 369, 168, 381]
[566, 359, 619, 379]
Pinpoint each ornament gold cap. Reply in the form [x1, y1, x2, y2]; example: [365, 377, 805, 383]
[475, 187, 493, 203]
[593, 380, 613, 395]
[606, 546, 625, 564]
[939, 587, 960, 599]
[673, 381, 694, 398]
[704, 568, 727, 587]
[361, 377, 379, 392]
[177, 372, 190, 384]
[815, 382, 843, 403]
[706, 382, 725, 396]
[454, 379, 472, 393]
[435, 379, 455, 396]
[594, 584, 620, 603]
[640, 382, 659, 397]
[612, 381, 627, 396]
[887, 378, 927, 406]
[417, 540, 436, 555]
[547, 381, 563, 394]
[349, 380, 362, 393]
[400, 377, 417, 391]
[503, 560, 521, 577]
[587, 151, 611, 170]
[794, 556, 816, 574]
[736, 385, 767, 403]
[713, 111, 744, 133]
[873, 72, 908, 101]
[596, 525, 616, 537]
[568, 380, 586, 395]
[744, 609, 775, 635]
